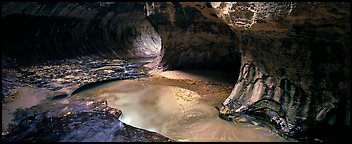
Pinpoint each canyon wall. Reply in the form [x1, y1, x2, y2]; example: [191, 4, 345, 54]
[147, 2, 350, 139]
[2, 2, 161, 66]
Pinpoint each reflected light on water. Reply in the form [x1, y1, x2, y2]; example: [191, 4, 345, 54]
[74, 79, 290, 142]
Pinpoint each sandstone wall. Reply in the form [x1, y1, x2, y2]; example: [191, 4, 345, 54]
[147, 2, 350, 139]
[2, 2, 161, 65]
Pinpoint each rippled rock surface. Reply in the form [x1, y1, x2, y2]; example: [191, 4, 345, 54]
[2, 57, 152, 102]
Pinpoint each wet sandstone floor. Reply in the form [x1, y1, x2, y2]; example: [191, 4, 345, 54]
[2, 58, 151, 129]
[2, 58, 293, 142]
[73, 70, 292, 142]
[2, 58, 174, 142]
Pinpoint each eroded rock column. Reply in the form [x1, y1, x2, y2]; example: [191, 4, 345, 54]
[215, 2, 350, 139]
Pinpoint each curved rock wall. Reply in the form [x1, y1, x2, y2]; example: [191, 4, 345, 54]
[147, 2, 350, 140]
[146, 2, 241, 73]
[217, 2, 350, 138]
[2, 2, 161, 65]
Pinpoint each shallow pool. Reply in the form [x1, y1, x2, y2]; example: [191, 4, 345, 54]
[73, 76, 291, 142]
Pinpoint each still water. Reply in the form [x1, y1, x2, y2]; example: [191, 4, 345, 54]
[73, 77, 290, 142]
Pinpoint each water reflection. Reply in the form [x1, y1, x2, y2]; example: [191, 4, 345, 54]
[74, 79, 290, 142]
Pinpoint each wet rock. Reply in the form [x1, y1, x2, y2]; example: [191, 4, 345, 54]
[9, 58, 151, 95]
[2, 69, 22, 102]
[2, 97, 173, 142]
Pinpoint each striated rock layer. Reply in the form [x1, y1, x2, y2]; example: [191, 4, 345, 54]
[147, 2, 350, 141]
[2, 2, 161, 65]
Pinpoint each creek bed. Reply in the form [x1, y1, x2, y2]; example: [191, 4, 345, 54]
[73, 71, 291, 142]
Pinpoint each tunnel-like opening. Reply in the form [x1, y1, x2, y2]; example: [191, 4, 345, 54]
[145, 2, 242, 82]
[2, 2, 162, 67]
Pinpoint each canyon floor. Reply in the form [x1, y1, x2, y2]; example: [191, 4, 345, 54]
[2, 58, 295, 142]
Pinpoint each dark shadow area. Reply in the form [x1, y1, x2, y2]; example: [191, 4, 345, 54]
[2, 2, 161, 67]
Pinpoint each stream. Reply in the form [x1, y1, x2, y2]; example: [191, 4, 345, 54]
[73, 73, 291, 142]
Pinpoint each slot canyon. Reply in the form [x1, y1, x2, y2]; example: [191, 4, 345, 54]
[1, 2, 350, 142]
